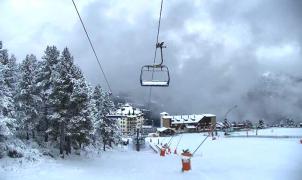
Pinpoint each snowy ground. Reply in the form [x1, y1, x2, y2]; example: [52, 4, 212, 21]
[230, 127, 302, 137]
[1, 128, 302, 180]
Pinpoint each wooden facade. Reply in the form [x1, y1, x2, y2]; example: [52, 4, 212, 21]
[160, 113, 216, 133]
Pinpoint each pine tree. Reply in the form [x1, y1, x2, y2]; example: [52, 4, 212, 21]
[91, 85, 117, 150]
[16, 54, 39, 140]
[36, 46, 60, 142]
[101, 91, 117, 148]
[258, 119, 265, 129]
[48, 47, 74, 157]
[0, 48, 16, 118]
[0, 42, 19, 158]
[68, 65, 93, 152]
[91, 85, 104, 148]
[0, 43, 125, 157]
[0, 57, 7, 117]
[2, 54, 18, 97]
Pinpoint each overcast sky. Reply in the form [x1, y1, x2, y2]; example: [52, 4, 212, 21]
[1, 0, 302, 121]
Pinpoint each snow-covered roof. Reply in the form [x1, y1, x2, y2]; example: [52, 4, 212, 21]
[107, 115, 123, 118]
[162, 114, 216, 124]
[114, 103, 143, 117]
[162, 116, 172, 119]
[157, 127, 175, 132]
[160, 112, 169, 115]
[142, 125, 153, 129]
[186, 125, 196, 129]
[216, 122, 224, 127]
[157, 127, 168, 132]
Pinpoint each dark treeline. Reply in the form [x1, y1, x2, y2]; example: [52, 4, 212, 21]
[0, 43, 120, 158]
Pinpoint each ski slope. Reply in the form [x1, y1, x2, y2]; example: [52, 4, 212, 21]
[230, 127, 302, 137]
[1, 128, 302, 180]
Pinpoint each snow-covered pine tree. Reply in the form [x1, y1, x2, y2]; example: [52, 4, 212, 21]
[68, 65, 93, 153]
[0, 60, 17, 157]
[101, 90, 118, 148]
[86, 84, 99, 146]
[0, 42, 19, 158]
[91, 85, 118, 150]
[16, 54, 39, 140]
[91, 85, 105, 149]
[0, 47, 16, 118]
[36, 46, 60, 142]
[5, 55, 18, 94]
[258, 119, 265, 129]
[48, 47, 74, 156]
[245, 120, 253, 129]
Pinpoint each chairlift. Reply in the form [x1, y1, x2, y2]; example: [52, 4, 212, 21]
[140, 42, 170, 87]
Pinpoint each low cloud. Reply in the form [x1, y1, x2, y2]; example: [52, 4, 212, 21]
[1, 0, 302, 122]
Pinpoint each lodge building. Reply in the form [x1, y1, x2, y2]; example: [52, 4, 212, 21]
[107, 104, 144, 136]
[160, 112, 216, 132]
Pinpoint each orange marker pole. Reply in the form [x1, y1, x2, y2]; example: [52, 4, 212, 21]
[181, 151, 192, 172]
[174, 149, 177, 154]
[160, 148, 166, 156]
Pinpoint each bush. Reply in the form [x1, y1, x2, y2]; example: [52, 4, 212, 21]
[42, 151, 54, 158]
[0, 142, 6, 158]
[7, 149, 23, 158]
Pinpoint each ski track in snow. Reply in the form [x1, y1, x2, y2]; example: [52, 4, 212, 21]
[1, 128, 302, 180]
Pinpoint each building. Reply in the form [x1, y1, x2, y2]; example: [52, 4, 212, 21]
[160, 112, 216, 132]
[141, 125, 156, 135]
[156, 127, 175, 136]
[107, 104, 144, 136]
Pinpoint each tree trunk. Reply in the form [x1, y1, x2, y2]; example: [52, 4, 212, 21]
[66, 136, 71, 154]
[32, 130, 35, 139]
[136, 129, 139, 152]
[59, 121, 65, 158]
[54, 133, 57, 142]
[26, 131, 29, 140]
[44, 106, 49, 142]
[44, 133, 48, 142]
[109, 139, 112, 148]
[44, 116, 49, 142]
[109, 130, 114, 147]
[103, 139, 106, 151]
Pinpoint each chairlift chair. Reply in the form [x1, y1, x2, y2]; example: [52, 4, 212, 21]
[140, 65, 170, 86]
[140, 42, 170, 87]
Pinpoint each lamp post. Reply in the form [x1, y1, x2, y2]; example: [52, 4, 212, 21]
[223, 105, 238, 135]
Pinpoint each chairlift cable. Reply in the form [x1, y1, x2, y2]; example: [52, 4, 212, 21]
[174, 121, 185, 150]
[147, 0, 164, 108]
[160, 118, 182, 148]
[175, 133, 183, 149]
[71, 0, 113, 93]
[153, 0, 164, 64]
[192, 125, 217, 156]
[167, 134, 175, 147]
[192, 134, 210, 156]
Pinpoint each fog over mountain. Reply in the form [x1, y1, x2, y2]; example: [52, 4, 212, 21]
[1, 0, 302, 122]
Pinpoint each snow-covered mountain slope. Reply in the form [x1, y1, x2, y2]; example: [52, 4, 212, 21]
[240, 72, 302, 123]
[2, 129, 302, 180]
